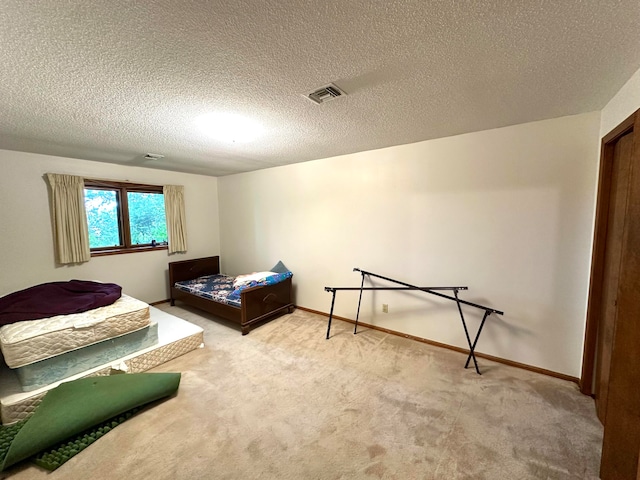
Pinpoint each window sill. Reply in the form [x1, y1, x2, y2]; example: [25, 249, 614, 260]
[91, 245, 169, 257]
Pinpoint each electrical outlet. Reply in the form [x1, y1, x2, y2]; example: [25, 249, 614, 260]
[382, 304, 389, 313]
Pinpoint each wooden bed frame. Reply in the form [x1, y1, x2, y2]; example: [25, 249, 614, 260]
[168, 256, 294, 335]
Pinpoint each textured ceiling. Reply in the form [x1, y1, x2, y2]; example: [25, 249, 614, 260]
[1, 1, 639, 177]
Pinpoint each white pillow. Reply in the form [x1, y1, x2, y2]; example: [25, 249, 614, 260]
[233, 271, 277, 289]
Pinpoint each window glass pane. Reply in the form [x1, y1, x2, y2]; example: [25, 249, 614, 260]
[84, 189, 121, 248]
[127, 192, 167, 245]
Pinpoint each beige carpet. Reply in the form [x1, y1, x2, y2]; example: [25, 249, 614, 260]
[2, 305, 603, 480]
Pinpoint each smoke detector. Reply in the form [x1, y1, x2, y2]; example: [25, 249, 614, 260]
[143, 153, 165, 161]
[306, 83, 346, 104]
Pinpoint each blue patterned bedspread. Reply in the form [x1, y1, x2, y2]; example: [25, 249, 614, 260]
[174, 274, 240, 307]
[174, 272, 292, 308]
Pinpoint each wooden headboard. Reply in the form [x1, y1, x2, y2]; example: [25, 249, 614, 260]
[169, 256, 221, 286]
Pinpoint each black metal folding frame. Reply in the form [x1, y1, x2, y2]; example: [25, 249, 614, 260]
[324, 268, 504, 374]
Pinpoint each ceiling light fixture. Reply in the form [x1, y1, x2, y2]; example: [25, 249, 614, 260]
[195, 112, 264, 144]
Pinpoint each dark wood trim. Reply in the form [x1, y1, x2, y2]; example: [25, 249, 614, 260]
[84, 179, 163, 191]
[84, 178, 167, 255]
[296, 306, 579, 384]
[580, 134, 616, 393]
[120, 186, 132, 246]
[149, 299, 170, 306]
[580, 110, 637, 395]
[602, 113, 636, 144]
[91, 244, 168, 257]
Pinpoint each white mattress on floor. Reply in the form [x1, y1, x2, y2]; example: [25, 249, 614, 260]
[14, 322, 159, 392]
[0, 306, 204, 424]
[0, 294, 150, 368]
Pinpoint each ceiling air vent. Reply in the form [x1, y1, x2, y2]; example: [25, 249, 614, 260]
[306, 83, 346, 104]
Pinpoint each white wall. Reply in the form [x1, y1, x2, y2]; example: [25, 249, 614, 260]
[218, 112, 601, 377]
[0, 150, 219, 303]
[600, 65, 640, 137]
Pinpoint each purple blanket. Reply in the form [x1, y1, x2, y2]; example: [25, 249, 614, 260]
[0, 280, 122, 326]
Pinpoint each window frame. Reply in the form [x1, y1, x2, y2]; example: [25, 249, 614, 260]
[84, 179, 168, 256]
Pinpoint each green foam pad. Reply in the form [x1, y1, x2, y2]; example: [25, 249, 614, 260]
[0, 420, 26, 467]
[33, 406, 142, 470]
[1, 372, 181, 471]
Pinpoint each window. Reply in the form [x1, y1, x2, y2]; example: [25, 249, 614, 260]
[84, 180, 168, 256]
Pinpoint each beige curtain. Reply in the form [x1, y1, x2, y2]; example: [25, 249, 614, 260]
[163, 185, 188, 254]
[46, 173, 91, 264]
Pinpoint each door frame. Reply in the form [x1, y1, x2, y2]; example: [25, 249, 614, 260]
[580, 110, 638, 395]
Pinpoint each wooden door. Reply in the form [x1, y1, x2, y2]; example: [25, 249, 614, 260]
[581, 110, 640, 480]
[600, 124, 640, 477]
[594, 131, 633, 422]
